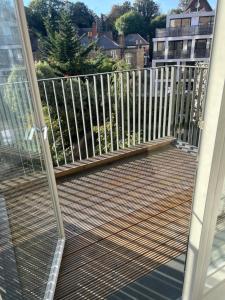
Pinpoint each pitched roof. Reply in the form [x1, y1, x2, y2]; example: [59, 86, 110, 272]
[125, 34, 149, 47]
[185, 0, 213, 12]
[80, 34, 120, 50]
[97, 35, 120, 50]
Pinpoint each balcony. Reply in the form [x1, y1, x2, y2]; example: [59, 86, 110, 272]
[156, 25, 214, 38]
[153, 50, 165, 59]
[1, 66, 208, 299]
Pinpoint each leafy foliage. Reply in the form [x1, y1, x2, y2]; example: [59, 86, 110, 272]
[178, 0, 190, 11]
[66, 1, 96, 28]
[115, 11, 146, 36]
[41, 11, 94, 75]
[133, 0, 159, 22]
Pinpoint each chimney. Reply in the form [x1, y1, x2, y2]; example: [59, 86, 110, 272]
[92, 22, 98, 38]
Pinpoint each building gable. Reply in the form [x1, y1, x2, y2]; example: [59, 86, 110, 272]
[185, 0, 213, 12]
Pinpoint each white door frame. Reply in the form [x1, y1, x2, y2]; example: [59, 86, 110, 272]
[15, 1, 65, 299]
[182, 0, 225, 299]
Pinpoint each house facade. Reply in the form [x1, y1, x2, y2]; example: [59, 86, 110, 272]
[152, 0, 215, 67]
[80, 23, 150, 68]
[121, 33, 150, 68]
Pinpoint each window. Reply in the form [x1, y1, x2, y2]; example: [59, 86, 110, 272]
[170, 18, 181, 28]
[181, 18, 191, 27]
[195, 39, 207, 57]
[111, 50, 117, 59]
[125, 53, 132, 65]
[157, 41, 165, 51]
[170, 18, 191, 28]
[195, 39, 207, 49]
[199, 16, 214, 26]
[169, 40, 183, 51]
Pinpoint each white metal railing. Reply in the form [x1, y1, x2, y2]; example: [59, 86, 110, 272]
[5, 65, 205, 167]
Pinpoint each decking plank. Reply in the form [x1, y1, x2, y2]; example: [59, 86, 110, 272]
[54, 144, 197, 299]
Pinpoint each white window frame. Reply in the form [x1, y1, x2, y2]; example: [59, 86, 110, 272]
[182, 1, 225, 299]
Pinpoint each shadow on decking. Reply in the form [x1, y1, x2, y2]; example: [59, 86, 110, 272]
[54, 142, 197, 300]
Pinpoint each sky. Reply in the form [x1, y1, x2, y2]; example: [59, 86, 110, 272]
[23, 0, 217, 15]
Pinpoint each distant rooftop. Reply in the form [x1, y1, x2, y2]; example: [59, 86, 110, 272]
[184, 0, 213, 12]
[125, 34, 149, 47]
[80, 34, 120, 50]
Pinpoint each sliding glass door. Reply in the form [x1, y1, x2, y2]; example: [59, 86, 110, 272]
[0, 1, 64, 299]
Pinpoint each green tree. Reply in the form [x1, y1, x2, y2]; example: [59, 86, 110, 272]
[42, 11, 94, 75]
[27, 0, 64, 35]
[178, 0, 189, 11]
[133, 0, 159, 22]
[107, 1, 132, 26]
[66, 2, 96, 28]
[115, 11, 145, 36]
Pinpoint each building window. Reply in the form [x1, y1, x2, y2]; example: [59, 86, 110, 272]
[157, 41, 165, 51]
[199, 16, 214, 27]
[125, 53, 132, 65]
[0, 49, 10, 68]
[170, 18, 191, 28]
[111, 50, 117, 59]
[169, 40, 183, 51]
[195, 39, 207, 57]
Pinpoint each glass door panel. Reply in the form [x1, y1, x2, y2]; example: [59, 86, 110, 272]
[0, 1, 64, 299]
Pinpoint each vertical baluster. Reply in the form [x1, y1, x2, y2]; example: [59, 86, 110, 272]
[178, 67, 187, 141]
[193, 68, 204, 146]
[100, 75, 107, 153]
[114, 73, 119, 150]
[78, 77, 88, 159]
[43, 81, 59, 166]
[93, 75, 101, 155]
[153, 68, 159, 140]
[120, 72, 125, 148]
[19, 81, 38, 159]
[174, 67, 182, 138]
[70, 78, 81, 160]
[148, 68, 153, 141]
[127, 71, 130, 147]
[132, 71, 136, 145]
[167, 67, 176, 137]
[86, 77, 95, 156]
[158, 67, 164, 139]
[143, 69, 147, 143]
[52, 80, 67, 164]
[183, 68, 192, 142]
[61, 79, 74, 163]
[107, 74, 113, 152]
[138, 70, 141, 144]
[163, 67, 169, 137]
[188, 68, 198, 145]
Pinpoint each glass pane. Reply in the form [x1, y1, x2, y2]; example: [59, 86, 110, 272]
[181, 18, 191, 27]
[170, 18, 181, 27]
[0, 1, 62, 299]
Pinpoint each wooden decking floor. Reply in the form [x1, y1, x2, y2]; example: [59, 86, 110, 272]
[55, 145, 197, 300]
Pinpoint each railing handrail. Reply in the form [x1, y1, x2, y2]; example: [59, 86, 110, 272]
[156, 24, 214, 38]
[0, 66, 209, 168]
